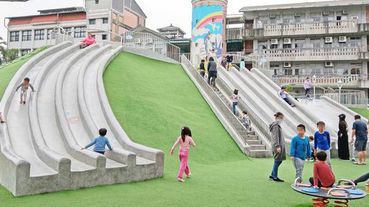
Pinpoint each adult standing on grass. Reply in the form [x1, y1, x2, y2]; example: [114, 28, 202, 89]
[351, 115, 367, 165]
[269, 112, 286, 182]
[338, 114, 350, 160]
[207, 57, 217, 87]
[170, 127, 196, 182]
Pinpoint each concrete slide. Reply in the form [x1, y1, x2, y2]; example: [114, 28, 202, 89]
[217, 66, 338, 145]
[0, 42, 163, 196]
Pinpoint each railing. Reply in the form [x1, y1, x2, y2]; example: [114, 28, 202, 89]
[273, 75, 360, 87]
[324, 90, 366, 107]
[262, 47, 362, 61]
[226, 27, 244, 40]
[122, 31, 181, 62]
[252, 20, 358, 37]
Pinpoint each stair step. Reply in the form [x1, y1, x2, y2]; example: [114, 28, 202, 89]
[246, 140, 262, 145]
[248, 144, 266, 150]
[248, 149, 272, 158]
[246, 135, 258, 140]
[247, 131, 255, 135]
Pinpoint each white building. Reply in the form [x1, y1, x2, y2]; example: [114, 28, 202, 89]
[238, 0, 369, 95]
[5, 0, 146, 55]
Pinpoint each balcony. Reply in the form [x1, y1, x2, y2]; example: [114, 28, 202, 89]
[273, 75, 361, 87]
[249, 20, 359, 38]
[262, 47, 363, 62]
[226, 27, 244, 40]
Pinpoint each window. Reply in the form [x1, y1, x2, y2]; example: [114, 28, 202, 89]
[34, 29, 45, 40]
[102, 34, 107, 40]
[74, 26, 86, 38]
[270, 44, 278, 49]
[283, 44, 292, 49]
[337, 16, 342, 21]
[63, 27, 72, 35]
[103, 18, 109, 24]
[9, 31, 19, 42]
[95, 0, 99, 4]
[47, 29, 54, 40]
[22, 30, 32, 41]
[89, 19, 96, 25]
[284, 69, 293, 75]
[295, 69, 300, 76]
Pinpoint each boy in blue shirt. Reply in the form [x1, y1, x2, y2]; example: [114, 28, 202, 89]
[314, 121, 331, 167]
[290, 124, 311, 183]
[82, 128, 113, 155]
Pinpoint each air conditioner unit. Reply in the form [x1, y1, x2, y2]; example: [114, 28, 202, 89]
[283, 38, 292, 44]
[325, 37, 333, 43]
[339, 36, 347, 43]
[342, 10, 348, 15]
[271, 39, 278, 44]
[283, 62, 292, 68]
[134, 38, 141, 44]
[325, 61, 334, 67]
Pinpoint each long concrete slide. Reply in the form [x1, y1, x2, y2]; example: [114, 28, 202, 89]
[217, 66, 340, 145]
[181, 56, 272, 158]
[0, 42, 163, 196]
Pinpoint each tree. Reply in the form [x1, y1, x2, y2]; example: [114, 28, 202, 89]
[2, 49, 18, 63]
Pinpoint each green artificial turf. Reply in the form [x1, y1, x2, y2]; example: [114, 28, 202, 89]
[350, 108, 369, 119]
[0, 52, 368, 207]
[0, 47, 46, 99]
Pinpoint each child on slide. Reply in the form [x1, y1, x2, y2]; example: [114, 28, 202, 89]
[82, 128, 113, 155]
[0, 112, 5, 123]
[15, 77, 35, 105]
[170, 127, 196, 182]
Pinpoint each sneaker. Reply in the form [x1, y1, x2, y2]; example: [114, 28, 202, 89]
[351, 159, 356, 162]
[269, 175, 274, 180]
[275, 178, 285, 182]
[178, 178, 185, 182]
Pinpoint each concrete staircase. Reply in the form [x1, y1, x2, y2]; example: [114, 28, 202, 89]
[181, 56, 271, 158]
[214, 81, 271, 158]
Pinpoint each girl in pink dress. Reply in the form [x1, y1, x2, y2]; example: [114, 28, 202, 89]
[170, 127, 196, 182]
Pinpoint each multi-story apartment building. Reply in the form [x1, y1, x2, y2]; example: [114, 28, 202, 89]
[6, 0, 146, 55]
[232, 0, 369, 94]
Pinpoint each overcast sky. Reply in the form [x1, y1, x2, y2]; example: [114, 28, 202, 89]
[0, 0, 330, 41]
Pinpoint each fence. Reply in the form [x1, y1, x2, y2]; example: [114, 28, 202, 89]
[273, 75, 360, 87]
[324, 90, 366, 107]
[122, 31, 181, 62]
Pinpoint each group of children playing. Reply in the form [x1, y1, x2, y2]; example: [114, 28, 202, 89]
[290, 121, 334, 188]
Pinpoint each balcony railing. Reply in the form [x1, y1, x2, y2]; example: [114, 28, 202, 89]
[262, 47, 362, 61]
[273, 75, 360, 87]
[226, 27, 244, 40]
[249, 20, 358, 38]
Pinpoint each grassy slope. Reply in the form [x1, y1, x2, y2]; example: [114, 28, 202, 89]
[350, 108, 369, 119]
[0, 53, 367, 207]
[0, 47, 45, 99]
